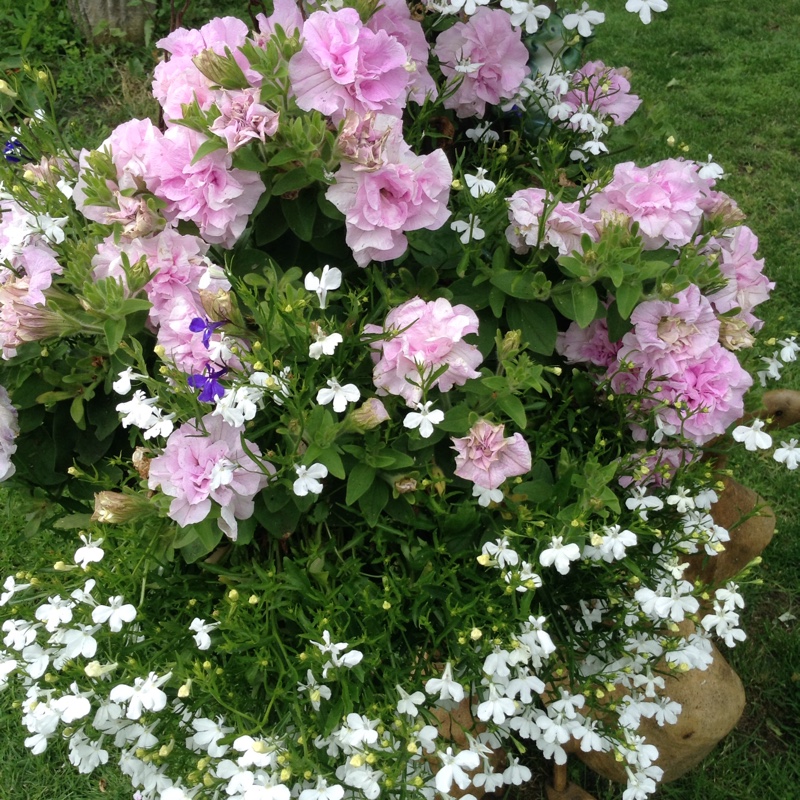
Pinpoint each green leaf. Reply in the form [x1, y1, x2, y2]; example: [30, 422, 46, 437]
[267, 148, 303, 167]
[358, 481, 389, 527]
[489, 269, 544, 300]
[615, 282, 642, 320]
[70, 396, 86, 428]
[103, 317, 126, 354]
[496, 394, 527, 429]
[52, 513, 93, 530]
[346, 463, 376, 506]
[552, 283, 598, 328]
[281, 192, 317, 242]
[506, 301, 558, 356]
[190, 137, 227, 165]
[231, 147, 268, 172]
[272, 167, 315, 196]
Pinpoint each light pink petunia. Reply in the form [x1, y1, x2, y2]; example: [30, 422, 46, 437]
[148, 413, 272, 540]
[288, 8, 411, 123]
[434, 8, 529, 119]
[452, 419, 532, 490]
[364, 296, 482, 406]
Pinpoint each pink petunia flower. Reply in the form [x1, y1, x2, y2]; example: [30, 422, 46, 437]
[364, 297, 482, 406]
[154, 126, 265, 248]
[434, 8, 529, 119]
[327, 116, 452, 267]
[148, 413, 272, 540]
[152, 17, 260, 123]
[585, 159, 712, 250]
[288, 8, 412, 123]
[562, 61, 641, 127]
[452, 419, 532, 490]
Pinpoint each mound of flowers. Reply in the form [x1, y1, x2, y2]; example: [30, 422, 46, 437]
[0, 2, 790, 800]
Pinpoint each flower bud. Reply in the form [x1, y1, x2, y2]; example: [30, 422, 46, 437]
[349, 398, 390, 432]
[92, 491, 153, 524]
[192, 50, 250, 90]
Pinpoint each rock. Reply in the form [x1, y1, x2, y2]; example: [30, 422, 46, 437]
[684, 476, 775, 586]
[576, 632, 745, 783]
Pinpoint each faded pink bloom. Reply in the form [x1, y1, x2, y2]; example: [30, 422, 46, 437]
[434, 8, 529, 119]
[154, 126, 265, 248]
[148, 413, 272, 540]
[254, 0, 303, 42]
[350, 398, 390, 430]
[153, 17, 259, 123]
[563, 61, 641, 126]
[452, 420, 532, 490]
[364, 296, 482, 406]
[336, 112, 391, 171]
[705, 226, 773, 330]
[92, 229, 229, 329]
[327, 116, 452, 267]
[655, 344, 753, 445]
[366, 0, 436, 104]
[619, 284, 720, 375]
[505, 189, 596, 255]
[556, 318, 620, 368]
[210, 89, 280, 152]
[585, 159, 711, 249]
[289, 8, 412, 123]
[0, 279, 73, 359]
[73, 119, 164, 226]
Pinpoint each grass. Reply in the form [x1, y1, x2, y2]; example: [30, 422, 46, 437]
[0, 0, 799, 798]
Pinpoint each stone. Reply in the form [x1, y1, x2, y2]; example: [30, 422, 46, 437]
[576, 631, 745, 783]
[684, 476, 775, 586]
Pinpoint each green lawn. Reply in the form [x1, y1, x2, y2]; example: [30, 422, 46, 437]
[0, 0, 798, 798]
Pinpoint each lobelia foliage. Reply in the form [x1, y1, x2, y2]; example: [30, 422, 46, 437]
[0, 1, 790, 800]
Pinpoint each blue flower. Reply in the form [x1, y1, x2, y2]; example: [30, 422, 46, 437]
[188, 364, 227, 403]
[3, 139, 25, 163]
[189, 316, 226, 349]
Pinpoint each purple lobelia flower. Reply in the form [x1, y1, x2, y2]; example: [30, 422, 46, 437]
[189, 316, 226, 349]
[188, 364, 228, 402]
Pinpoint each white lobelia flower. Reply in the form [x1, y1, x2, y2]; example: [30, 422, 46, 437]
[59, 624, 101, 660]
[1, 575, 31, 606]
[562, 2, 605, 37]
[117, 391, 159, 429]
[625, 0, 669, 25]
[74, 533, 105, 569]
[293, 463, 328, 497]
[499, 0, 551, 34]
[451, 215, 485, 244]
[435, 746, 480, 793]
[112, 367, 145, 395]
[142, 408, 176, 440]
[732, 418, 773, 451]
[666, 486, 695, 514]
[316, 378, 360, 413]
[480, 537, 519, 569]
[34, 214, 69, 244]
[304, 265, 342, 310]
[92, 596, 137, 632]
[298, 669, 332, 711]
[403, 401, 444, 438]
[35, 595, 74, 632]
[757, 352, 783, 386]
[539, 536, 581, 575]
[189, 618, 220, 651]
[424, 662, 465, 704]
[189, 715, 234, 757]
[625, 487, 664, 520]
[299, 778, 345, 800]
[774, 439, 800, 470]
[464, 168, 496, 198]
[109, 671, 171, 720]
[68, 729, 109, 774]
[697, 153, 727, 182]
[395, 685, 426, 717]
[465, 122, 499, 144]
[309, 329, 343, 360]
[778, 336, 799, 362]
[473, 484, 503, 507]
